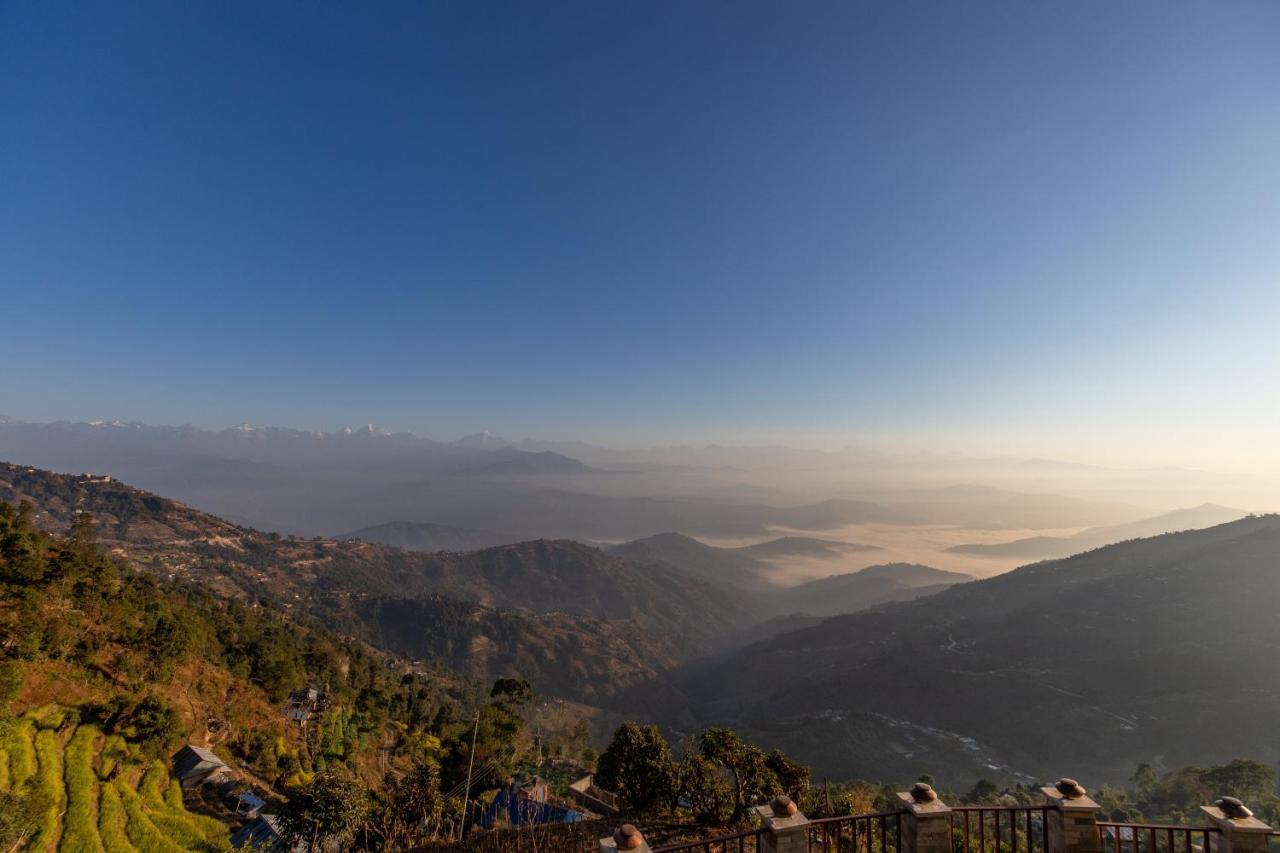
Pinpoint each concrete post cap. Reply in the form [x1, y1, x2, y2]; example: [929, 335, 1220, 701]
[614, 825, 645, 850]
[1216, 798, 1254, 820]
[771, 795, 799, 817]
[1056, 778, 1087, 799]
[911, 783, 938, 802]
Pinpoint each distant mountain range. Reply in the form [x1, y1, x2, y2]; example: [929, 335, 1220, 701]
[946, 503, 1246, 560]
[675, 513, 1280, 787]
[0, 418, 920, 539]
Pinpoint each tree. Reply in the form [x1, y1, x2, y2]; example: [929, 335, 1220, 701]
[766, 750, 810, 802]
[1200, 760, 1275, 804]
[438, 694, 524, 794]
[677, 748, 734, 824]
[67, 512, 99, 560]
[965, 779, 999, 803]
[279, 771, 372, 853]
[364, 762, 442, 850]
[0, 502, 44, 584]
[91, 694, 183, 753]
[698, 728, 782, 820]
[596, 722, 676, 811]
[490, 677, 534, 709]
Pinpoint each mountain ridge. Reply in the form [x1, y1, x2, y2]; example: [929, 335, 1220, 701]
[675, 514, 1280, 787]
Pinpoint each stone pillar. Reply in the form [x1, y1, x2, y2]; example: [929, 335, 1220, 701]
[1202, 797, 1273, 853]
[898, 782, 953, 853]
[599, 824, 651, 853]
[753, 795, 811, 853]
[1042, 778, 1103, 853]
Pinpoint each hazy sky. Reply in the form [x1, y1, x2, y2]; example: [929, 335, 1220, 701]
[2, 2, 1277, 467]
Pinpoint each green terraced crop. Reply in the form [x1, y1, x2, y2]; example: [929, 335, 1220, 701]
[97, 782, 138, 853]
[62, 725, 107, 853]
[29, 727, 67, 851]
[6, 717, 36, 789]
[116, 780, 186, 853]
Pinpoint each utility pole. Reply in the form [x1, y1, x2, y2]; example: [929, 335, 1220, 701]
[457, 712, 480, 841]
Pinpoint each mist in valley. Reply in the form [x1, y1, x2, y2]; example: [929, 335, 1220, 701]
[0, 416, 1259, 585]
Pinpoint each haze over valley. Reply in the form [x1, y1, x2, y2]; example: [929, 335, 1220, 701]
[0, 416, 1259, 585]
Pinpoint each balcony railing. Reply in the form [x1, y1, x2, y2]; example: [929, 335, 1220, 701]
[951, 806, 1050, 853]
[1094, 823, 1219, 853]
[650, 811, 1226, 853]
[651, 825, 768, 853]
[652, 811, 906, 853]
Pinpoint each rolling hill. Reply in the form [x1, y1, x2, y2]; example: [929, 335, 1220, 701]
[339, 520, 524, 552]
[0, 462, 760, 707]
[677, 514, 1280, 787]
[607, 532, 774, 591]
[772, 563, 971, 618]
[947, 503, 1246, 560]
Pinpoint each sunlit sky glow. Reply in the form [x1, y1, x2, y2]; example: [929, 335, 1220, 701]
[1, 2, 1278, 470]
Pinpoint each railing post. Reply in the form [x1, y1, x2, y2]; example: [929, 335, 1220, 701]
[753, 795, 811, 853]
[600, 824, 652, 853]
[1041, 778, 1103, 853]
[898, 782, 952, 853]
[1202, 797, 1273, 853]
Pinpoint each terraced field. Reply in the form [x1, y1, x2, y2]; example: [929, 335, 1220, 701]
[2, 706, 231, 852]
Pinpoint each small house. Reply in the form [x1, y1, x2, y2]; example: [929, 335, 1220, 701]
[234, 789, 268, 819]
[172, 744, 233, 788]
[568, 774, 620, 816]
[231, 815, 305, 852]
[282, 686, 327, 723]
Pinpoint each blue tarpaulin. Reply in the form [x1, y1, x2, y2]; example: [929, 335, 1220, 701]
[480, 788, 586, 828]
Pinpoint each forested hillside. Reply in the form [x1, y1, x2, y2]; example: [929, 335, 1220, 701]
[678, 514, 1280, 786]
[0, 463, 759, 706]
[0, 495, 466, 849]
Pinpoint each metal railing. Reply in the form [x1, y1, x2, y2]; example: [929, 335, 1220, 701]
[652, 825, 768, 853]
[652, 811, 905, 853]
[951, 806, 1050, 853]
[808, 811, 904, 853]
[1095, 823, 1219, 853]
[653, 808, 1234, 853]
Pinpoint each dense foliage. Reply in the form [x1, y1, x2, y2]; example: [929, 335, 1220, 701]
[596, 722, 812, 826]
[0, 500, 455, 783]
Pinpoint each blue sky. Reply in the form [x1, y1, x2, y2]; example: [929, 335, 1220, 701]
[1, 2, 1277, 462]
